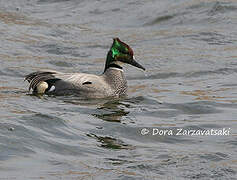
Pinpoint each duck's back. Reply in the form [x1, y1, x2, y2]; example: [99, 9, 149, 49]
[52, 73, 115, 98]
[25, 69, 127, 98]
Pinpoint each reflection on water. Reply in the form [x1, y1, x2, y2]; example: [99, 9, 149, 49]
[93, 100, 130, 123]
[0, 0, 237, 179]
[87, 133, 134, 150]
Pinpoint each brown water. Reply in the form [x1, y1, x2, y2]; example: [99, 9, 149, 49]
[0, 0, 237, 179]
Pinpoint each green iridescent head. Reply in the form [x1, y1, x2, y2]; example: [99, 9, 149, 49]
[104, 38, 145, 72]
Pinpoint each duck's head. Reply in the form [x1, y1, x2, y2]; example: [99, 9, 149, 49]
[104, 38, 145, 72]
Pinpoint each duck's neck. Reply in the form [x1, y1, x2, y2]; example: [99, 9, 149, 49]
[103, 50, 127, 95]
[103, 66, 127, 95]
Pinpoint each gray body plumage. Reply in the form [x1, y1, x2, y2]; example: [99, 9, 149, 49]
[25, 38, 146, 98]
[25, 68, 128, 98]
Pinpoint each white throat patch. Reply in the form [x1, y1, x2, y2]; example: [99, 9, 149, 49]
[109, 67, 124, 72]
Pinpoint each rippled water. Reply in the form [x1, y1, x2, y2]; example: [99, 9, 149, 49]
[0, 0, 237, 179]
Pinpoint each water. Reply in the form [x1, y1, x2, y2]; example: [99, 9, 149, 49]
[0, 0, 237, 179]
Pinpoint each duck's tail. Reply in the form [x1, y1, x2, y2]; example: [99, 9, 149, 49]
[25, 71, 60, 93]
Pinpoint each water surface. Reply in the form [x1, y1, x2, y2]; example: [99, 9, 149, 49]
[0, 0, 237, 179]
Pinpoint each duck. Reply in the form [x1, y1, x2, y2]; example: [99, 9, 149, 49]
[25, 38, 145, 98]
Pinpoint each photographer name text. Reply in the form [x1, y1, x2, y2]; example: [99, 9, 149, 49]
[140, 128, 231, 136]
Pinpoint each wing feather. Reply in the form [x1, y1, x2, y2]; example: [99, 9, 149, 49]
[25, 71, 60, 91]
[25, 70, 107, 93]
